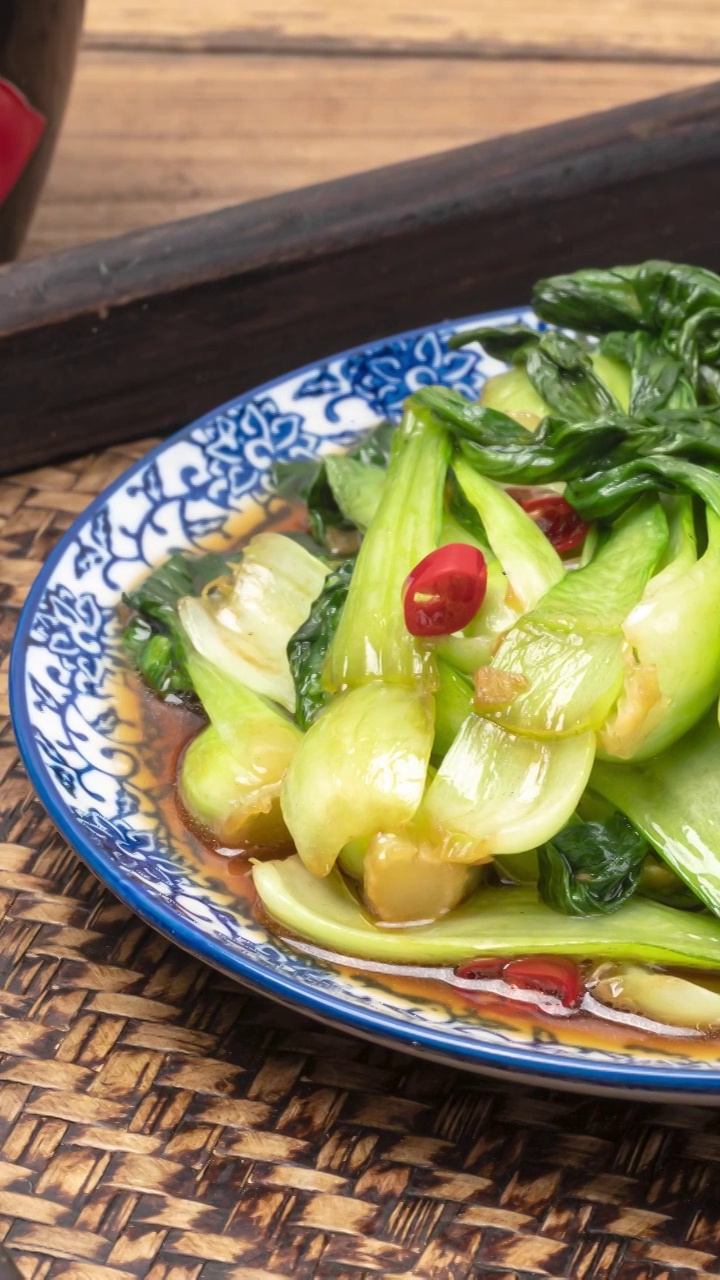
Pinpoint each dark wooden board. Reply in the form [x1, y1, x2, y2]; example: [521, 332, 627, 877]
[1, 78, 720, 474]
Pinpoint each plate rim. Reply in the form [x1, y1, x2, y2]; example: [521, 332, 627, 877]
[11, 309, 720, 1095]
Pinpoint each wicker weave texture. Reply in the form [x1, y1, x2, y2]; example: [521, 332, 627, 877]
[2, 446, 720, 1280]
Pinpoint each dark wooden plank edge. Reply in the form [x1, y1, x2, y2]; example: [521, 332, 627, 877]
[2, 78, 720, 475]
[81, 29, 720, 64]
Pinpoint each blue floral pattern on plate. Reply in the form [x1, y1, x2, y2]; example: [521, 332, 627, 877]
[11, 310, 720, 1100]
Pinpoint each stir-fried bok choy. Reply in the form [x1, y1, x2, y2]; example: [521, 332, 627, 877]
[123, 258, 720, 1034]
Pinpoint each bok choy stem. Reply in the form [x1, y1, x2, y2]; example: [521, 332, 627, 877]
[254, 856, 720, 968]
[281, 407, 449, 878]
[481, 498, 668, 739]
[324, 403, 451, 691]
[179, 650, 301, 847]
[591, 711, 720, 918]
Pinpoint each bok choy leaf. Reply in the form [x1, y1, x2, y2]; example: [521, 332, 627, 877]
[280, 682, 434, 877]
[533, 260, 720, 403]
[537, 815, 647, 916]
[178, 532, 328, 711]
[481, 498, 668, 739]
[452, 325, 623, 420]
[591, 711, 720, 917]
[287, 559, 354, 731]
[272, 421, 395, 550]
[324, 403, 451, 691]
[420, 718, 595, 861]
[253, 856, 720, 968]
[179, 650, 301, 847]
[123, 549, 238, 703]
[599, 503, 720, 760]
[281, 406, 450, 879]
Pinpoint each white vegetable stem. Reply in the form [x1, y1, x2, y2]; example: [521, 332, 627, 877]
[179, 532, 327, 711]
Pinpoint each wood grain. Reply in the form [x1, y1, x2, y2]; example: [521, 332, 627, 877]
[24, 51, 717, 259]
[7, 79, 720, 474]
[84, 0, 720, 61]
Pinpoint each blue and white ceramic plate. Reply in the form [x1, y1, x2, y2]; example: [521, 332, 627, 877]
[12, 309, 720, 1102]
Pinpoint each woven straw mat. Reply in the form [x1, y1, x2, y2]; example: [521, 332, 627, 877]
[1, 442, 720, 1280]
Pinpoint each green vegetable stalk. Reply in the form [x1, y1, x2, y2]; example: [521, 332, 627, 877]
[179, 650, 301, 847]
[280, 681, 434, 877]
[591, 711, 720, 917]
[123, 549, 239, 703]
[599, 503, 720, 760]
[478, 498, 668, 739]
[253, 855, 720, 969]
[280, 405, 449, 880]
[432, 661, 474, 759]
[453, 457, 563, 615]
[324, 403, 451, 691]
[421, 718, 595, 861]
[178, 532, 328, 711]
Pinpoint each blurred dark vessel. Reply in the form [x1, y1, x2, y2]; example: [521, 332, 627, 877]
[0, 1, 84, 260]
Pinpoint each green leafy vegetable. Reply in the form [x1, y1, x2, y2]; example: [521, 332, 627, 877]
[179, 649, 301, 847]
[537, 815, 647, 916]
[533, 260, 720, 403]
[451, 326, 622, 420]
[324, 403, 451, 691]
[123, 549, 238, 702]
[599, 504, 720, 761]
[324, 456, 386, 533]
[481, 499, 668, 739]
[599, 331, 694, 413]
[449, 322, 539, 363]
[281, 681, 435, 877]
[178, 532, 328, 711]
[287, 559, 354, 731]
[272, 421, 395, 550]
[565, 452, 720, 524]
[253, 855, 720, 968]
[281, 407, 450, 880]
[420, 718, 595, 860]
[592, 711, 720, 917]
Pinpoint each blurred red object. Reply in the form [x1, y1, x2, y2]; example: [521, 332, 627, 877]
[0, 78, 45, 204]
[0, 1, 84, 260]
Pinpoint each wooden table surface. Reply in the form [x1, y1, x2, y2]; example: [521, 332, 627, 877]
[22, 0, 720, 259]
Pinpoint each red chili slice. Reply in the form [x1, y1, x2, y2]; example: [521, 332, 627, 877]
[0, 79, 46, 205]
[403, 543, 487, 637]
[502, 957, 583, 1008]
[516, 494, 589, 555]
